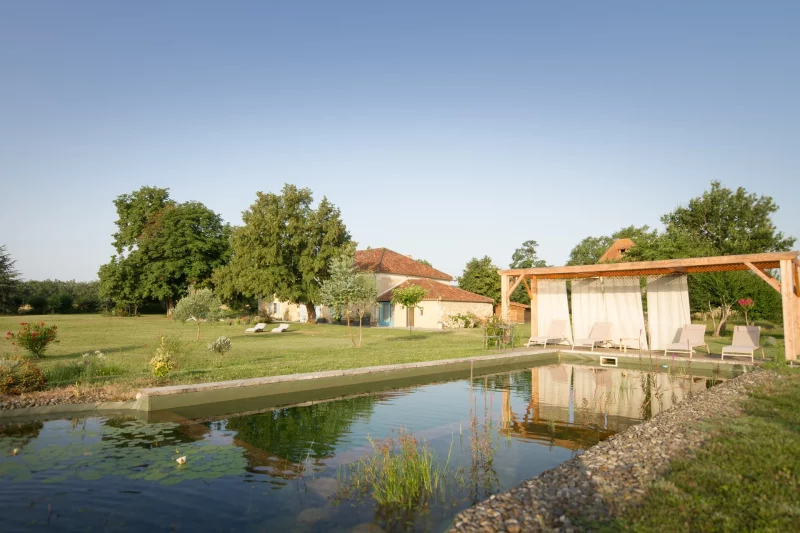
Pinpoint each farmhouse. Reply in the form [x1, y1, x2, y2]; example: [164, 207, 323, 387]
[259, 247, 494, 327]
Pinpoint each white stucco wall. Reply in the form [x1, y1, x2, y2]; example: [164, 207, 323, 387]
[389, 300, 442, 329]
[440, 301, 494, 325]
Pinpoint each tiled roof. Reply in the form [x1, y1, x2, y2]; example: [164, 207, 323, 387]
[598, 238, 635, 263]
[377, 278, 494, 304]
[355, 248, 453, 281]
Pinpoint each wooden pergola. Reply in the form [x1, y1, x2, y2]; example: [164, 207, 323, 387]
[498, 251, 800, 361]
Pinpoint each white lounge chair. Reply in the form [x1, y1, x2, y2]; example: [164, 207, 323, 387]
[721, 326, 764, 362]
[270, 323, 290, 333]
[664, 324, 709, 359]
[527, 320, 572, 348]
[245, 323, 267, 333]
[572, 322, 614, 352]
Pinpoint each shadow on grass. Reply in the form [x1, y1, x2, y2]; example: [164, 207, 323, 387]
[384, 334, 433, 342]
[38, 345, 145, 361]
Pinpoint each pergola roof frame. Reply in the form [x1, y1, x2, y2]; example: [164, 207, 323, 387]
[498, 251, 800, 362]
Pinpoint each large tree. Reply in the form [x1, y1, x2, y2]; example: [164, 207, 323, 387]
[213, 184, 351, 322]
[99, 187, 230, 313]
[458, 256, 501, 306]
[509, 240, 547, 305]
[629, 182, 795, 336]
[0, 245, 21, 314]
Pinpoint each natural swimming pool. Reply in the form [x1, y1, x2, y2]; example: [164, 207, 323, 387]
[1, 361, 731, 532]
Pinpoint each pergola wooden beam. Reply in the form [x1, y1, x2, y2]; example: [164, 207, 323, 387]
[498, 251, 800, 362]
[498, 251, 797, 278]
[745, 261, 781, 293]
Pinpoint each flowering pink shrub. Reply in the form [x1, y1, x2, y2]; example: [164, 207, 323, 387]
[5, 322, 59, 358]
[737, 299, 755, 326]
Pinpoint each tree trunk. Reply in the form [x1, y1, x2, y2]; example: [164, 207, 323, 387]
[357, 312, 364, 348]
[708, 302, 717, 335]
[713, 304, 731, 337]
[305, 302, 317, 324]
[167, 300, 175, 317]
[346, 312, 356, 347]
[195, 319, 201, 341]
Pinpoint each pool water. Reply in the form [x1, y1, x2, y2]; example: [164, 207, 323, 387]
[0, 363, 721, 532]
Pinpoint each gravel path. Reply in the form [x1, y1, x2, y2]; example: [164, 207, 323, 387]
[449, 370, 777, 533]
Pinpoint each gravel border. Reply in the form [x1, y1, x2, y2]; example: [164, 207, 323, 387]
[449, 369, 777, 533]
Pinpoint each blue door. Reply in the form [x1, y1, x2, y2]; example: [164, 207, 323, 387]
[379, 302, 393, 327]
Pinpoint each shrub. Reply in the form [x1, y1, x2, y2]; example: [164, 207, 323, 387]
[207, 336, 232, 356]
[445, 313, 481, 329]
[5, 322, 59, 357]
[149, 336, 176, 378]
[46, 351, 122, 385]
[0, 357, 46, 395]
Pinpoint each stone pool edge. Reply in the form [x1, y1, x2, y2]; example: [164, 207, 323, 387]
[1, 348, 754, 418]
[448, 368, 777, 533]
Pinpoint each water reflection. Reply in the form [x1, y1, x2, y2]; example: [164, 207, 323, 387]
[0, 362, 728, 533]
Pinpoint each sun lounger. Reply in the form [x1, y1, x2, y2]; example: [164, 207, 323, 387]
[572, 322, 614, 352]
[664, 324, 709, 359]
[270, 323, 290, 333]
[721, 326, 764, 362]
[245, 323, 267, 333]
[527, 319, 572, 348]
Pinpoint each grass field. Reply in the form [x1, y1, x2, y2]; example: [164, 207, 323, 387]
[0, 314, 786, 394]
[610, 369, 800, 532]
[0, 314, 520, 391]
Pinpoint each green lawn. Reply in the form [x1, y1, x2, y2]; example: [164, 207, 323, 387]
[0, 314, 786, 396]
[611, 369, 800, 532]
[1, 314, 524, 391]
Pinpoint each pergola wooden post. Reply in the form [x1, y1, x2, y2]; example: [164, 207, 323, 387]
[498, 251, 800, 362]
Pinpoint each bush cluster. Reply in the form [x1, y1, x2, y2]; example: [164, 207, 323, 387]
[5, 322, 59, 357]
[0, 357, 46, 395]
[207, 336, 232, 356]
[149, 336, 177, 378]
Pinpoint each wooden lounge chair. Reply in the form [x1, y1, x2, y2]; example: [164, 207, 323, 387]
[664, 324, 709, 359]
[721, 326, 764, 362]
[572, 322, 614, 352]
[245, 323, 267, 333]
[270, 323, 290, 333]
[527, 319, 572, 348]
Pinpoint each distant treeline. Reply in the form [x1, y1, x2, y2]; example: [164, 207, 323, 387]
[11, 280, 103, 314]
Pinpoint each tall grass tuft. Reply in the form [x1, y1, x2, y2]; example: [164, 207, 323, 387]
[336, 428, 456, 508]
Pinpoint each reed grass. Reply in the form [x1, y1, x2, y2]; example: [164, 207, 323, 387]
[336, 428, 457, 508]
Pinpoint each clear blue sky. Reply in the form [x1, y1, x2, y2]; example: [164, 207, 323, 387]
[1, 1, 798, 282]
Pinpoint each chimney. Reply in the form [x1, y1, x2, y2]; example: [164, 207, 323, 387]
[407, 254, 413, 259]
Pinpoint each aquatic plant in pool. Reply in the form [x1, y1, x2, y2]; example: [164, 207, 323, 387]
[336, 428, 459, 509]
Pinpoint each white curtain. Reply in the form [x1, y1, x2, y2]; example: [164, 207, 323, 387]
[571, 278, 605, 340]
[604, 277, 648, 350]
[536, 279, 573, 345]
[646, 274, 691, 351]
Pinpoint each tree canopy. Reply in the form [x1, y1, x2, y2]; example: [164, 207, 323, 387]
[99, 187, 230, 313]
[390, 284, 426, 333]
[320, 250, 377, 346]
[628, 182, 795, 335]
[509, 240, 547, 304]
[0, 245, 21, 314]
[458, 256, 501, 306]
[172, 288, 223, 340]
[213, 184, 351, 322]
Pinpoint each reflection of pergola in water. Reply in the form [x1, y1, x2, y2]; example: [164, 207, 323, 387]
[498, 252, 800, 361]
[497, 366, 718, 450]
[498, 374, 615, 450]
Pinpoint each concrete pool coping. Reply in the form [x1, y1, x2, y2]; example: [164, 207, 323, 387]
[1, 348, 755, 420]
